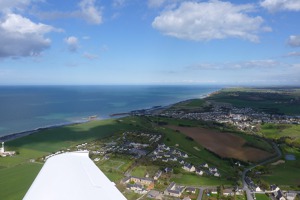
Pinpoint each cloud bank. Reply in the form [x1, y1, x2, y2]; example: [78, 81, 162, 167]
[260, 0, 300, 12]
[0, 13, 56, 58]
[288, 35, 300, 47]
[152, 1, 271, 42]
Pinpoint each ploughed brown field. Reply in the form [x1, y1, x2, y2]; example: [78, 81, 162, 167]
[167, 125, 273, 162]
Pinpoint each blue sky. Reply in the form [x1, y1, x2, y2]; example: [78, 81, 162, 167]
[0, 0, 300, 85]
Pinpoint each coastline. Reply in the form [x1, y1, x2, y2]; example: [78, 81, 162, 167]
[0, 121, 89, 142]
[0, 89, 219, 143]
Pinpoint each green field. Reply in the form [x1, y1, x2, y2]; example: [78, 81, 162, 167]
[0, 163, 42, 200]
[131, 165, 159, 178]
[255, 194, 270, 200]
[171, 173, 232, 186]
[261, 145, 300, 188]
[260, 124, 300, 147]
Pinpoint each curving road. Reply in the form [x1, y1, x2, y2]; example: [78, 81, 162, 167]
[242, 142, 282, 200]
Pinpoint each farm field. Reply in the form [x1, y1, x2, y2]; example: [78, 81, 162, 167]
[166, 125, 274, 162]
[159, 125, 235, 177]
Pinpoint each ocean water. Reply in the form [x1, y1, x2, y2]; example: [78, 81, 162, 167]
[0, 85, 220, 137]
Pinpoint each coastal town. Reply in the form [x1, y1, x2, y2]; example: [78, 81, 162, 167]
[155, 102, 300, 132]
[38, 126, 299, 200]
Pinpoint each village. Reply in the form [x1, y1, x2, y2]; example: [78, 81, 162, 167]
[158, 103, 300, 132]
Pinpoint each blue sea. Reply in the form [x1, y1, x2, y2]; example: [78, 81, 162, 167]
[0, 85, 220, 137]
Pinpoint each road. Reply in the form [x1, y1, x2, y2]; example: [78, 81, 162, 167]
[197, 188, 204, 200]
[242, 142, 282, 200]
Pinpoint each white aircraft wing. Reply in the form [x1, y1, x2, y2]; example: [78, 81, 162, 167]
[23, 151, 127, 200]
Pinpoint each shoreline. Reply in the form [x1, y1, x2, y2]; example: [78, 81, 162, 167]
[0, 121, 89, 142]
[0, 90, 219, 143]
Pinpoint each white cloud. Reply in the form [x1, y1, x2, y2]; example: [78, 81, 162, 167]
[188, 60, 281, 70]
[78, 0, 102, 24]
[64, 36, 79, 52]
[0, 13, 56, 58]
[0, 0, 31, 13]
[288, 35, 300, 47]
[152, 1, 270, 42]
[286, 52, 300, 57]
[35, 0, 102, 25]
[260, 0, 300, 12]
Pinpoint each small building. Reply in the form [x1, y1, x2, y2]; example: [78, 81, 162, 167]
[286, 192, 297, 200]
[223, 188, 234, 196]
[255, 186, 262, 192]
[164, 167, 173, 173]
[200, 163, 209, 168]
[182, 163, 195, 172]
[164, 182, 185, 197]
[196, 169, 204, 176]
[147, 190, 160, 199]
[0, 142, 16, 157]
[186, 187, 196, 194]
[153, 170, 162, 180]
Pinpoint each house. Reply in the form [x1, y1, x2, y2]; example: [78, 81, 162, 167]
[182, 163, 195, 172]
[178, 159, 185, 165]
[213, 172, 220, 177]
[147, 190, 160, 199]
[209, 167, 218, 173]
[196, 169, 204, 176]
[270, 186, 285, 200]
[153, 170, 162, 180]
[275, 190, 286, 200]
[164, 167, 173, 173]
[270, 185, 280, 192]
[255, 186, 262, 192]
[200, 163, 209, 168]
[164, 182, 185, 197]
[162, 158, 169, 162]
[223, 188, 234, 196]
[286, 192, 297, 200]
[127, 183, 147, 194]
[122, 176, 154, 190]
[183, 197, 192, 200]
[186, 187, 196, 194]
[169, 156, 177, 161]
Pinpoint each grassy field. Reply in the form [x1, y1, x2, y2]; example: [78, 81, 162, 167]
[255, 194, 270, 200]
[131, 165, 160, 178]
[171, 173, 232, 186]
[0, 163, 42, 200]
[261, 145, 300, 188]
[260, 124, 300, 147]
